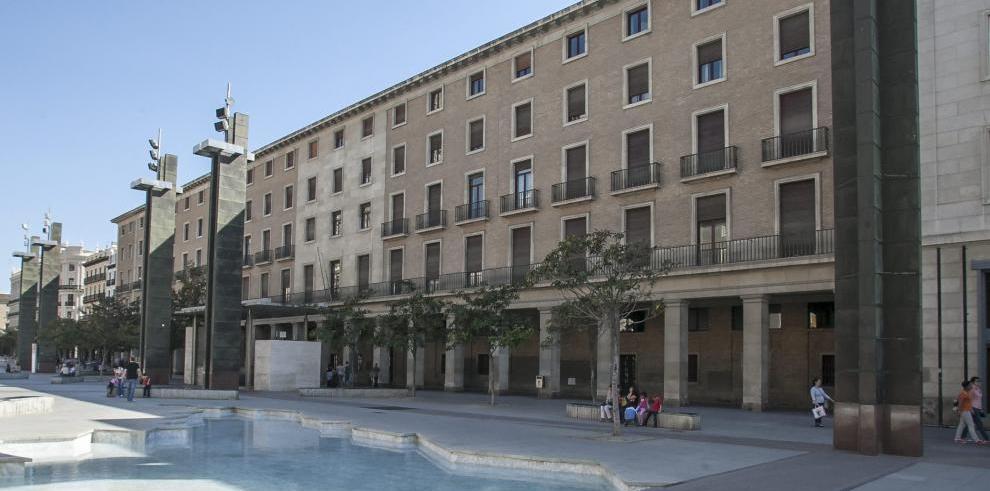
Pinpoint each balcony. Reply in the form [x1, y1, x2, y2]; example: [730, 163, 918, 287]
[243, 254, 255, 268]
[761, 127, 830, 166]
[551, 177, 596, 205]
[83, 293, 105, 304]
[59, 284, 82, 291]
[611, 163, 661, 194]
[381, 218, 409, 238]
[84, 272, 106, 285]
[175, 266, 205, 281]
[455, 201, 490, 224]
[415, 210, 447, 232]
[254, 249, 273, 265]
[680, 146, 738, 181]
[274, 244, 295, 261]
[499, 189, 539, 215]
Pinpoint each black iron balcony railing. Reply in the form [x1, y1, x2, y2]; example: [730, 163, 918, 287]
[500, 189, 539, 214]
[243, 254, 254, 267]
[175, 266, 205, 281]
[254, 249, 273, 264]
[680, 146, 738, 178]
[415, 210, 447, 231]
[274, 244, 295, 260]
[246, 230, 834, 306]
[84, 272, 106, 285]
[382, 218, 409, 237]
[611, 163, 662, 192]
[761, 127, 830, 162]
[455, 201, 490, 222]
[59, 284, 82, 290]
[83, 293, 105, 304]
[552, 177, 596, 203]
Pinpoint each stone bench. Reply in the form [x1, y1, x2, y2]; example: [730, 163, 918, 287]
[565, 402, 701, 430]
[153, 388, 239, 400]
[0, 395, 54, 417]
[299, 387, 410, 398]
[50, 376, 85, 384]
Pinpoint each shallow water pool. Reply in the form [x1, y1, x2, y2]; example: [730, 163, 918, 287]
[6, 418, 605, 491]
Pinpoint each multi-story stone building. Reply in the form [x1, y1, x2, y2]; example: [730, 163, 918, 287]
[82, 244, 116, 311]
[173, 174, 211, 274]
[111, 206, 145, 304]
[58, 245, 93, 321]
[918, 0, 990, 424]
[7, 272, 19, 333]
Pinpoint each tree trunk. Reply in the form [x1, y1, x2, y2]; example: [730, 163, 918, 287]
[409, 346, 417, 397]
[588, 329, 598, 403]
[489, 348, 497, 406]
[610, 314, 621, 437]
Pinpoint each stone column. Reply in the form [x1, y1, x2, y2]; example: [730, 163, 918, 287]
[406, 347, 424, 389]
[373, 346, 390, 386]
[243, 308, 255, 388]
[184, 324, 196, 385]
[664, 298, 689, 407]
[596, 320, 612, 399]
[12, 242, 40, 372]
[538, 308, 560, 398]
[194, 315, 206, 386]
[741, 295, 769, 411]
[493, 346, 510, 394]
[445, 314, 464, 391]
[36, 223, 61, 373]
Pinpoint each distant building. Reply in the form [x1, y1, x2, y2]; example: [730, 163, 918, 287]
[0, 293, 9, 332]
[82, 244, 116, 312]
[7, 271, 20, 333]
[58, 245, 94, 321]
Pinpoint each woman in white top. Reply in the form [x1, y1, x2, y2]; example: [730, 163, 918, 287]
[810, 377, 834, 428]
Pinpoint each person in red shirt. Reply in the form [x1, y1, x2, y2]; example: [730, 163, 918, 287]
[641, 395, 663, 428]
[955, 380, 986, 444]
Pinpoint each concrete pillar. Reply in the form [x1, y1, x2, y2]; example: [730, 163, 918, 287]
[244, 309, 255, 388]
[373, 346, 390, 385]
[493, 346, 510, 394]
[664, 298, 689, 407]
[13, 242, 40, 372]
[406, 347, 424, 389]
[184, 324, 196, 385]
[596, 320, 612, 398]
[741, 295, 769, 411]
[445, 314, 464, 391]
[194, 315, 206, 386]
[538, 308, 560, 398]
[36, 223, 61, 373]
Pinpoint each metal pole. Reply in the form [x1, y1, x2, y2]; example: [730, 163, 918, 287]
[936, 247, 943, 427]
[963, 246, 969, 380]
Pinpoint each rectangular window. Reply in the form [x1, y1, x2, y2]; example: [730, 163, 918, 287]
[362, 116, 374, 138]
[428, 88, 443, 112]
[477, 354, 490, 375]
[428, 132, 443, 164]
[513, 101, 532, 139]
[246, 168, 254, 185]
[198, 190, 205, 204]
[391, 193, 405, 221]
[624, 206, 651, 246]
[197, 218, 203, 237]
[263, 192, 272, 216]
[808, 302, 834, 329]
[265, 160, 274, 177]
[696, 193, 728, 266]
[331, 210, 342, 236]
[261, 230, 271, 252]
[513, 51, 532, 79]
[731, 305, 744, 331]
[195, 249, 202, 267]
[393, 103, 406, 126]
[465, 235, 483, 285]
[468, 71, 485, 97]
[566, 30, 586, 59]
[183, 223, 190, 241]
[260, 272, 269, 298]
[284, 185, 294, 209]
[280, 269, 291, 300]
[359, 203, 371, 230]
[688, 354, 699, 383]
[511, 226, 531, 271]
[425, 242, 441, 287]
[392, 145, 406, 175]
[563, 217, 587, 271]
[697, 39, 724, 84]
[777, 87, 814, 152]
[779, 9, 811, 61]
[779, 179, 816, 255]
[468, 118, 484, 152]
[626, 6, 649, 37]
[697, 109, 726, 154]
[286, 150, 296, 169]
[770, 304, 782, 329]
[282, 223, 292, 247]
[334, 129, 345, 149]
[332, 168, 343, 193]
[307, 177, 317, 202]
[696, 0, 723, 12]
[821, 354, 835, 385]
[357, 254, 370, 290]
[626, 62, 651, 105]
[241, 276, 249, 300]
[566, 83, 587, 123]
[564, 144, 587, 183]
[389, 248, 404, 284]
[300, 218, 313, 242]
[303, 264, 315, 300]
[620, 310, 647, 332]
[688, 307, 710, 331]
[245, 200, 253, 221]
[328, 260, 341, 293]
[308, 139, 319, 159]
[184, 196, 190, 210]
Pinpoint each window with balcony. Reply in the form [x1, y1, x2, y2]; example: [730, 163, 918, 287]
[305, 217, 316, 242]
[282, 223, 292, 248]
[392, 145, 406, 176]
[625, 61, 651, 106]
[393, 103, 406, 127]
[513, 51, 532, 80]
[506, 159, 535, 212]
[280, 269, 291, 301]
[307, 177, 317, 202]
[328, 260, 341, 294]
[332, 168, 343, 193]
[682, 108, 734, 177]
[260, 272, 270, 298]
[464, 235, 484, 286]
[428, 132, 443, 165]
[428, 87, 444, 113]
[777, 7, 812, 62]
[284, 184, 294, 210]
[331, 210, 342, 237]
[303, 264, 314, 302]
[565, 83, 587, 123]
[359, 203, 371, 230]
[565, 30, 586, 60]
[389, 248, 404, 291]
[626, 5, 649, 38]
[261, 229, 271, 255]
[467, 118, 484, 153]
[764, 86, 826, 162]
[357, 254, 371, 291]
[419, 183, 445, 230]
[467, 70, 485, 98]
[695, 193, 728, 265]
[616, 127, 656, 190]
[513, 101, 532, 139]
[555, 144, 593, 202]
[241, 276, 250, 300]
[334, 129, 345, 149]
[624, 206, 652, 247]
[263, 192, 272, 216]
[361, 158, 372, 185]
[467, 172, 484, 214]
[308, 139, 319, 159]
[510, 226, 532, 282]
[779, 179, 817, 256]
[425, 242, 441, 291]
[696, 38, 724, 85]
[286, 150, 296, 170]
[563, 216, 588, 271]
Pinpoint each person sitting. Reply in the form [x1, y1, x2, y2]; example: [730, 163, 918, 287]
[60, 364, 70, 376]
[623, 406, 639, 426]
[600, 384, 614, 422]
[636, 393, 650, 426]
[642, 395, 663, 428]
[106, 377, 115, 398]
[142, 375, 152, 398]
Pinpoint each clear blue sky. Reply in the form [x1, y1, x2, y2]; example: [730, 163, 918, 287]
[0, 0, 567, 293]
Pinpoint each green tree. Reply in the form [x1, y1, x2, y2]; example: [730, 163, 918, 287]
[448, 283, 533, 406]
[375, 286, 447, 396]
[532, 230, 666, 436]
[0, 330, 16, 357]
[85, 295, 140, 370]
[316, 294, 374, 386]
[42, 318, 88, 356]
[172, 263, 207, 349]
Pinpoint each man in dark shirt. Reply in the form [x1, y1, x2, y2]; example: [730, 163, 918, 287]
[124, 356, 140, 402]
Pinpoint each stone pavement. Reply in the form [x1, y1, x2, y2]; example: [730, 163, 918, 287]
[1, 375, 988, 490]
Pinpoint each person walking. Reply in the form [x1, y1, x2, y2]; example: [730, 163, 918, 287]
[955, 380, 986, 444]
[123, 357, 140, 402]
[969, 377, 988, 441]
[810, 377, 833, 427]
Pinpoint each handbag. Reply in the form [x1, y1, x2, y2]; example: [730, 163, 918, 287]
[812, 405, 827, 419]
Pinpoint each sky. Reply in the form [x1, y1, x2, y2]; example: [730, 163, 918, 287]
[0, 0, 568, 293]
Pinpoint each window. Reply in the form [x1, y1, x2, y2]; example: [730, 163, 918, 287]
[393, 103, 406, 127]
[425, 242, 442, 289]
[361, 158, 372, 185]
[245, 200, 253, 221]
[477, 354, 490, 375]
[428, 132, 443, 165]
[513, 51, 533, 80]
[246, 168, 254, 185]
[332, 168, 343, 193]
[334, 129, 345, 149]
[731, 305, 744, 331]
[565, 30, 586, 60]
[696, 38, 724, 85]
[265, 159, 274, 177]
[284, 185, 294, 209]
[308, 139, 318, 159]
[392, 145, 406, 176]
[620, 310, 647, 332]
[513, 101, 532, 139]
[197, 218, 204, 238]
[625, 127, 653, 183]
[512, 159, 534, 208]
[625, 61, 651, 105]
[183, 223, 190, 242]
[467, 118, 484, 153]
[688, 307, 710, 331]
[184, 196, 190, 210]
[244, 236, 251, 256]
[695, 108, 727, 167]
[821, 354, 835, 385]
[467, 70, 485, 98]
[137, 241, 143, 255]
[260, 272, 269, 298]
[695, 193, 728, 264]
[241, 276, 251, 300]
[563, 216, 587, 270]
[464, 235, 483, 284]
[779, 179, 817, 255]
[362, 116, 374, 138]
[139, 217, 144, 229]
[624, 206, 652, 247]
[307, 177, 317, 202]
[808, 302, 834, 329]
[773, 85, 816, 159]
[261, 229, 271, 253]
[695, 0, 723, 13]
[777, 7, 812, 62]
[280, 269, 291, 300]
[357, 254, 371, 291]
[428, 87, 443, 113]
[198, 190, 205, 205]
[263, 193, 272, 216]
[565, 83, 587, 123]
[770, 304, 782, 329]
[359, 203, 371, 230]
[389, 248, 404, 285]
[182, 252, 189, 268]
[305, 217, 316, 242]
[303, 264, 315, 301]
[195, 249, 202, 267]
[688, 354, 699, 383]
[282, 223, 292, 248]
[328, 260, 341, 293]
[466, 173, 485, 220]
[331, 210, 342, 236]
[626, 5, 649, 38]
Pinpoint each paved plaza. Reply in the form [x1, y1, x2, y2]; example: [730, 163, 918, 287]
[0, 375, 987, 490]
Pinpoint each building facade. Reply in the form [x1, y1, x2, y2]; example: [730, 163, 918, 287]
[7, 271, 19, 333]
[82, 244, 116, 311]
[111, 206, 145, 304]
[0, 293, 8, 332]
[918, 0, 990, 424]
[57, 245, 93, 321]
